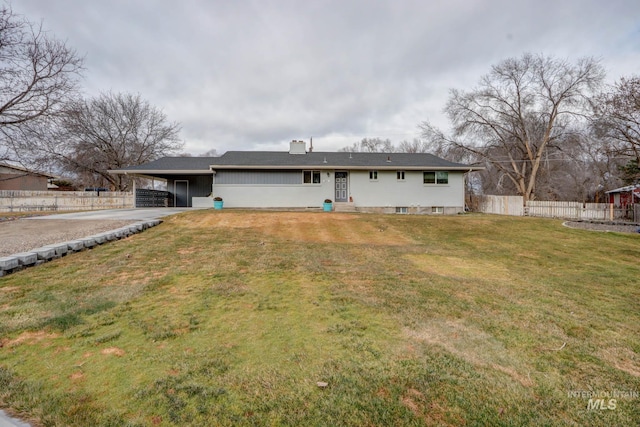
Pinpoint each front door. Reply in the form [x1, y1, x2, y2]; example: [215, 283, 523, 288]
[335, 172, 348, 202]
[174, 180, 189, 207]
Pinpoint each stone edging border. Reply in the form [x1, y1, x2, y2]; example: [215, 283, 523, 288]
[0, 219, 162, 277]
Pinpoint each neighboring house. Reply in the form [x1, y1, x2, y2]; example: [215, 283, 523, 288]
[0, 163, 56, 191]
[109, 140, 482, 213]
[606, 184, 640, 208]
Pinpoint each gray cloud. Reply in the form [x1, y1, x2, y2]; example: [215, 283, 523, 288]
[14, 0, 640, 154]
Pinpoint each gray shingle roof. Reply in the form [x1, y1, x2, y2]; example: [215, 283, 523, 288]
[110, 151, 480, 174]
[213, 151, 472, 169]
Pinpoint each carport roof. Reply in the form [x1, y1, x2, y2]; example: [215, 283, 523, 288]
[109, 151, 482, 175]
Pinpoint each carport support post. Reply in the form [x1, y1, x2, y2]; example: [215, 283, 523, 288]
[133, 179, 137, 208]
[211, 170, 216, 197]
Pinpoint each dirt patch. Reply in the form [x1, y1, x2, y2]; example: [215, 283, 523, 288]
[2, 331, 59, 348]
[101, 347, 126, 356]
[70, 371, 85, 381]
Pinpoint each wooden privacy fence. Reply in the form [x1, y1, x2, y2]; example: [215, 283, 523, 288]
[472, 195, 638, 222]
[468, 195, 524, 216]
[0, 190, 134, 212]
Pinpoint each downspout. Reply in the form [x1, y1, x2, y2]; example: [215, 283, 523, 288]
[463, 168, 472, 211]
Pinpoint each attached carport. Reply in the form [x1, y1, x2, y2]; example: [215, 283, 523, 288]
[109, 157, 217, 207]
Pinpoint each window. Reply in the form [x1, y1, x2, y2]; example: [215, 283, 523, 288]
[303, 170, 321, 184]
[432, 206, 444, 214]
[437, 171, 448, 184]
[423, 171, 448, 184]
[396, 171, 405, 181]
[395, 207, 408, 214]
[369, 170, 378, 181]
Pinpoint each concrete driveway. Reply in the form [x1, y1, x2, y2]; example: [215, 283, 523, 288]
[0, 410, 30, 427]
[26, 207, 198, 221]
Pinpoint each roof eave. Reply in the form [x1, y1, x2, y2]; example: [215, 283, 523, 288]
[209, 164, 483, 171]
[109, 169, 213, 175]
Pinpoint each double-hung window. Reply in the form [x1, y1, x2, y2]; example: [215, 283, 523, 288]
[423, 171, 448, 185]
[303, 170, 321, 184]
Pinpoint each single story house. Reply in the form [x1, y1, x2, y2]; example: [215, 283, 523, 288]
[0, 163, 57, 191]
[110, 140, 482, 214]
[606, 184, 640, 208]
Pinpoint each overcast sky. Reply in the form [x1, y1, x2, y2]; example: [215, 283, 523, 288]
[13, 0, 640, 155]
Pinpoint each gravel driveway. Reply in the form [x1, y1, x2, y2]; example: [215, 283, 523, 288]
[564, 220, 640, 234]
[0, 208, 193, 257]
[0, 218, 136, 257]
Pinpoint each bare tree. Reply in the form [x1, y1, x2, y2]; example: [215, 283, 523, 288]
[421, 54, 604, 203]
[396, 138, 429, 153]
[22, 92, 182, 191]
[199, 148, 219, 157]
[592, 75, 640, 183]
[0, 4, 83, 163]
[339, 137, 394, 152]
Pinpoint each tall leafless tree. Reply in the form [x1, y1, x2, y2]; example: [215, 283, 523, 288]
[21, 92, 182, 190]
[0, 4, 83, 163]
[421, 53, 605, 203]
[592, 75, 640, 183]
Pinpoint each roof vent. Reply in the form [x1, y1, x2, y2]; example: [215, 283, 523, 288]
[289, 140, 306, 154]
[386, 156, 391, 163]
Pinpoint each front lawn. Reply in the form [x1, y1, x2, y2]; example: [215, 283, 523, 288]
[0, 211, 638, 426]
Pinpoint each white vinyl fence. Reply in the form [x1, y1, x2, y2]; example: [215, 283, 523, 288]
[0, 190, 133, 212]
[472, 195, 637, 222]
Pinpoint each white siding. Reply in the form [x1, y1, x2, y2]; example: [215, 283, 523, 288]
[349, 170, 465, 209]
[214, 169, 466, 211]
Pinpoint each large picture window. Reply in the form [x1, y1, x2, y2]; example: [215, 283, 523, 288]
[423, 171, 448, 184]
[303, 170, 321, 184]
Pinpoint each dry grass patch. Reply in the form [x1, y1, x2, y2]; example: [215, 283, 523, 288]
[598, 347, 640, 377]
[404, 319, 534, 387]
[405, 253, 512, 281]
[171, 211, 414, 245]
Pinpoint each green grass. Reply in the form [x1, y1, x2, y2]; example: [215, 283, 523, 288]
[0, 211, 638, 426]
